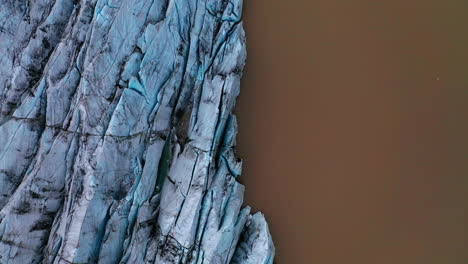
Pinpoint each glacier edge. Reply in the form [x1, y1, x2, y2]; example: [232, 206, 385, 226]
[0, 0, 275, 263]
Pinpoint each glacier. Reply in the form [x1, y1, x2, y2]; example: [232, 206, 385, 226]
[0, 0, 274, 263]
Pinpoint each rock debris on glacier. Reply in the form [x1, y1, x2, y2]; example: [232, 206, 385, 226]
[0, 0, 274, 263]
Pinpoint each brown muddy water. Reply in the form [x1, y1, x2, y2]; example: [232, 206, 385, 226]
[236, 1, 468, 263]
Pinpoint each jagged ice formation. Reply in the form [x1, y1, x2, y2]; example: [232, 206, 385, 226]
[0, 0, 275, 263]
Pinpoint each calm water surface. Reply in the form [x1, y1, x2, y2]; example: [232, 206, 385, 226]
[237, 1, 468, 263]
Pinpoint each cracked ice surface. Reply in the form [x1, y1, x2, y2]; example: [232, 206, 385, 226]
[0, 0, 274, 263]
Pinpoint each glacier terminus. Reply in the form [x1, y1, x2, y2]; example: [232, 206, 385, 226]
[0, 0, 275, 263]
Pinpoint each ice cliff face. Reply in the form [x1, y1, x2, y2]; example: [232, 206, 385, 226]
[0, 0, 274, 263]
